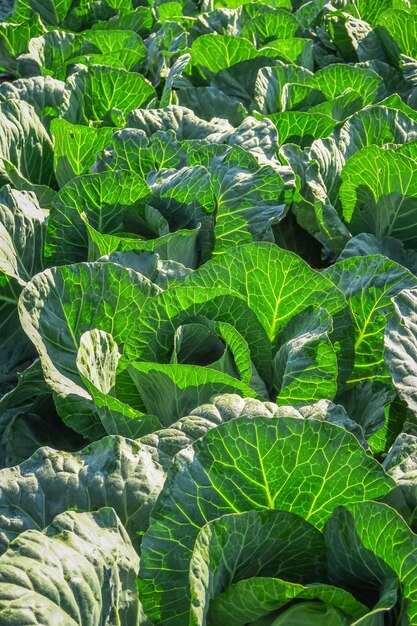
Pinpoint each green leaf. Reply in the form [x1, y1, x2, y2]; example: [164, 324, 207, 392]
[296, 400, 368, 448]
[171, 321, 233, 368]
[90, 6, 154, 34]
[377, 9, 417, 60]
[385, 288, 417, 413]
[280, 139, 347, 249]
[84, 28, 147, 71]
[347, 0, 394, 25]
[191, 35, 258, 73]
[0, 509, 139, 625]
[310, 90, 364, 123]
[283, 106, 417, 252]
[97, 249, 192, 288]
[141, 394, 368, 463]
[60, 65, 156, 126]
[82, 210, 201, 268]
[327, 12, 387, 63]
[45, 170, 151, 266]
[379, 94, 417, 122]
[93, 127, 185, 176]
[0, 186, 45, 285]
[0, 187, 46, 376]
[190, 510, 325, 625]
[217, 321, 266, 392]
[210, 578, 365, 626]
[337, 381, 395, 441]
[126, 104, 225, 136]
[190, 507, 368, 626]
[220, 117, 280, 165]
[324, 255, 417, 384]
[139, 393, 282, 461]
[252, 64, 315, 115]
[171, 319, 265, 393]
[185, 243, 350, 375]
[77, 329, 161, 438]
[12, 0, 72, 26]
[240, 8, 299, 43]
[0, 359, 49, 413]
[0, 98, 56, 195]
[123, 284, 272, 386]
[266, 602, 355, 625]
[128, 362, 259, 425]
[383, 432, 417, 517]
[18, 261, 159, 437]
[147, 164, 212, 213]
[0, 405, 84, 471]
[0, 76, 65, 125]
[340, 146, 417, 246]
[176, 86, 247, 126]
[312, 64, 382, 105]
[69, 50, 144, 74]
[338, 106, 417, 159]
[157, 1, 184, 21]
[203, 0, 291, 7]
[60, 1, 121, 31]
[206, 148, 292, 254]
[17, 30, 99, 79]
[0, 434, 165, 553]
[338, 233, 417, 275]
[51, 118, 115, 186]
[87, 1, 155, 37]
[139, 416, 394, 624]
[325, 501, 417, 624]
[262, 110, 336, 147]
[273, 307, 338, 403]
[160, 53, 190, 107]
[0, 15, 45, 73]
[255, 38, 314, 70]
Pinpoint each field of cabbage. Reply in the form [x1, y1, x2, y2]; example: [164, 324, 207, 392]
[3, 0, 417, 624]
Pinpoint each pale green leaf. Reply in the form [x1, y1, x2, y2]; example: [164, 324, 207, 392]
[0, 509, 139, 625]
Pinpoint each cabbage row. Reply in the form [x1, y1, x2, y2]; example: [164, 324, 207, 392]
[1, 0, 417, 624]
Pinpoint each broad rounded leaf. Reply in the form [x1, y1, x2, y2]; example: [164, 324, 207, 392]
[139, 416, 394, 624]
[0, 435, 166, 554]
[0, 509, 139, 625]
[51, 119, 115, 186]
[340, 146, 417, 247]
[190, 510, 327, 626]
[18, 262, 159, 436]
[124, 285, 272, 386]
[338, 233, 417, 275]
[128, 362, 259, 425]
[273, 307, 338, 403]
[325, 255, 417, 384]
[312, 64, 381, 105]
[45, 170, 151, 266]
[0, 187, 45, 376]
[77, 329, 161, 438]
[60, 65, 156, 125]
[338, 106, 417, 159]
[211, 579, 364, 626]
[385, 288, 417, 413]
[191, 35, 258, 73]
[140, 393, 281, 460]
[0, 98, 55, 197]
[264, 110, 336, 147]
[326, 501, 417, 625]
[186, 243, 348, 344]
[13, 0, 72, 25]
